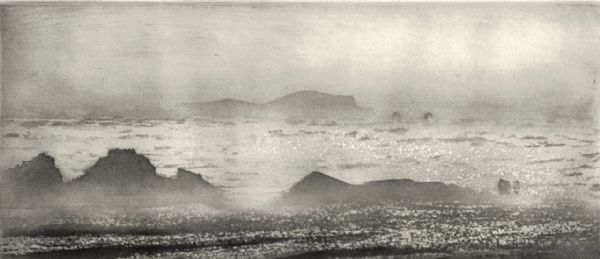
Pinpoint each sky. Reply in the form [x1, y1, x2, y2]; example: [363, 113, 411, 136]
[1, 3, 599, 118]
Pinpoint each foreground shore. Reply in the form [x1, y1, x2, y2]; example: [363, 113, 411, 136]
[2, 201, 598, 258]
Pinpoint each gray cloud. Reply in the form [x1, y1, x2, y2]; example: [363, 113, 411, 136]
[1, 3, 598, 118]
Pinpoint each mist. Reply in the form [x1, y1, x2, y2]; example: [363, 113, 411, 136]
[1, 3, 599, 120]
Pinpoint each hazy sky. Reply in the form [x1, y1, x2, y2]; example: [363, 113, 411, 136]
[1, 3, 599, 117]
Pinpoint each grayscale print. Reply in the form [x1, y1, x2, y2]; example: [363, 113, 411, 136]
[0, 1, 599, 258]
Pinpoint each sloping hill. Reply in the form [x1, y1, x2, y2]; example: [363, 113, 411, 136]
[282, 171, 490, 206]
[177, 91, 371, 119]
[68, 149, 167, 197]
[289, 171, 352, 194]
[172, 168, 216, 191]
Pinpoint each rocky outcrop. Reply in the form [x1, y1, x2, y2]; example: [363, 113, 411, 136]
[287, 171, 353, 203]
[70, 149, 167, 196]
[0, 153, 63, 205]
[173, 168, 214, 189]
[0, 153, 63, 188]
[498, 179, 512, 195]
[289, 171, 351, 194]
[65, 149, 224, 206]
[423, 112, 434, 122]
[282, 171, 489, 206]
[1, 149, 225, 208]
[170, 168, 219, 196]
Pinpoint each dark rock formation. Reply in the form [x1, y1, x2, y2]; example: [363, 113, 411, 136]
[169, 168, 221, 199]
[423, 112, 434, 121]
[289, 171, 350, 193]
[65, 149, 225, 207]
[0, 153, 63, 188]
[1, 149, 225, 208]
[498, 179, 512, 195]
[282, 171, 489, 206]
[287, 171, 352, 203]
[173, 168, 215, 190]
[513, 180, 520, 195]
[392, 112, 402, 121]
[0, 153, 63, 205]
[68, 149, 168, 197]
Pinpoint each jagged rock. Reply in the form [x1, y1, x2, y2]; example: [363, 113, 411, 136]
[69, 149, 167, 197]
[67, 149, 224, 203]
[0, 153, 63, 188]
[0, 153, 63, 205]
[498, 179, 512, 195]
[77, 149, 161, 182]
[0, 149, 226, 208]
[172, 168, 216, 192]
[267, 91, 358, 109]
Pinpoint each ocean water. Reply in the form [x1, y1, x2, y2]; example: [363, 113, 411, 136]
[1, 118, 598, 204]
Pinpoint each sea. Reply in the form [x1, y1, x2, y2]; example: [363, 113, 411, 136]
[1, 117, 598, 206]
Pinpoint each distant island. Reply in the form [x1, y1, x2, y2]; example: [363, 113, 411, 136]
[176, 90, 372, 119]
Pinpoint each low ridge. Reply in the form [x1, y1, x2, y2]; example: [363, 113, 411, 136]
[283, 171, 489, 206]
[177, 90, 369, 119]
